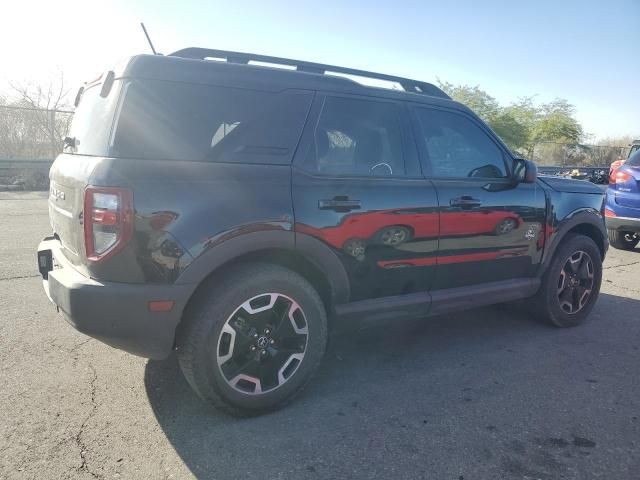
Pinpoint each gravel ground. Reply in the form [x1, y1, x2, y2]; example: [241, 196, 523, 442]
[0, 191, 639, 480]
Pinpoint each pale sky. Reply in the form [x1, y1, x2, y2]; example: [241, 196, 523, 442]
[1, 0, 638, 141]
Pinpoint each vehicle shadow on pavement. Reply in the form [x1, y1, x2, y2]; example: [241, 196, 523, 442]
[144, 292, 640, 479]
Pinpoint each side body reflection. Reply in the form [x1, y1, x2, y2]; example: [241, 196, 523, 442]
[296, 207, 523, 260]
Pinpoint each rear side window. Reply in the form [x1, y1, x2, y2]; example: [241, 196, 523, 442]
[111, 80, 312, 163]
[304, 96, 406, 177]
[65, 83, 121, 156]
[414, 108, 507, 179]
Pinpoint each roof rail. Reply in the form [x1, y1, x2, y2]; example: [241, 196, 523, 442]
[169, 47, 450, 100]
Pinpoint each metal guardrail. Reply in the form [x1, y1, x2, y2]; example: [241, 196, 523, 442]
[0, 159, 53, 176]
[0, 159, 54, 166]
[0, 159, 52, 191]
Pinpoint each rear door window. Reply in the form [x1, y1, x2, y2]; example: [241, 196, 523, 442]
[302, 95, 408, 177]
[111, 80, 312, 163]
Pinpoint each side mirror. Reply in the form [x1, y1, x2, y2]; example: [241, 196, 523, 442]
[513, 158, 537, 183]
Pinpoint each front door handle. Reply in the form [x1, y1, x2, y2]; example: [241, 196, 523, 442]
[318, 196, 362, 212]
[450, 196, 482, 208]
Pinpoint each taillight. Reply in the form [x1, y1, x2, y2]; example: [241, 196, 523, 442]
[609, 160, 623, 177]
[83, 186, 133, 262]
[609, 170, 632, 185]
[604, 208, 617, 217]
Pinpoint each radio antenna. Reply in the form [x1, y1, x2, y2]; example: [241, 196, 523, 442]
[140, 22, 158, 55]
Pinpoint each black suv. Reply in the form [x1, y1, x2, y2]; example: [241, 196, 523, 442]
[38, 48, 608, 414]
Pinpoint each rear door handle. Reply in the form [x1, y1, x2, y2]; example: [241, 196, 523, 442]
[450, 196, 482, 208]
[318, 197, 361, 212]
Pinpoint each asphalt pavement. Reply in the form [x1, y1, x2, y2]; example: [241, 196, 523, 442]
[1, 191, 639, 479]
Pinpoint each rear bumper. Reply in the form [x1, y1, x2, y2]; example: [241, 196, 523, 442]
[606, 215, 640, 233]
[605, 190, 640, 232]
[38, 237, 193, 359]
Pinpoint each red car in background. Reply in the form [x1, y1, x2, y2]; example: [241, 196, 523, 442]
[296, 208, 521, 258]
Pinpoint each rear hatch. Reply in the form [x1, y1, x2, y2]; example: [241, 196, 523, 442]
[49, 79, 122, 267]
[49, 155, 103, 266]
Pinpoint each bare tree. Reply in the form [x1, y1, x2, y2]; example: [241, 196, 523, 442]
[1, 72, 73, 159]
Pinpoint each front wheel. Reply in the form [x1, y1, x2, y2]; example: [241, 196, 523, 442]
[176, 263, 328, 415]
[494, 218, 518, 236]
[608, 229, 639, 250]
[531, 233, 602, 328]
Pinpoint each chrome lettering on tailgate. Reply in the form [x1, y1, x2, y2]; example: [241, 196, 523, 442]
[49, 182, 73, 218]
[48, 182, 78, 254]
[50, 185, 65, 201]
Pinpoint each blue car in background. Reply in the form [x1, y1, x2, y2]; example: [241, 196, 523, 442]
[605, 148, 640, 250]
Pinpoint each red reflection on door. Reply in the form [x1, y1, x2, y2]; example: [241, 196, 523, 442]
[296, 208, 521, 253]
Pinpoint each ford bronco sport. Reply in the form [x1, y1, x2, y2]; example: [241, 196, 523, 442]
[37, 48, 608, 414]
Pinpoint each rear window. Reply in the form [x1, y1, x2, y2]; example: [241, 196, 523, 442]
[111, 80, 312, 163]
[627, 149, 640, 167]
[65, 83, 121, 156]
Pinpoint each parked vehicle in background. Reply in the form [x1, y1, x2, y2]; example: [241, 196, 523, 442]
[37, 48, 608, 415]
[605, 148, 640, 250]
[609, 139, 640, 180]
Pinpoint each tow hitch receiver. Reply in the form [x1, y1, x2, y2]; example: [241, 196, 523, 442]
[38, 249, 53, 280]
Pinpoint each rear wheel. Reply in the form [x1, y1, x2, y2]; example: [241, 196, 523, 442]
[608, 229, 639, 250]
[176, 263, 328, 415]
[531, 234, 602, 327]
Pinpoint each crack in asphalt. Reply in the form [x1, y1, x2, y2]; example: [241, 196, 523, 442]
[74, 364, 102, 479]
[69, 338, 93, 354]
[0, 274, 40, 281]
[605, 281, 640, 295]
[603, 261, 640, 270]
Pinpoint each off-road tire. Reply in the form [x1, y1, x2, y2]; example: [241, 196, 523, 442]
[530, 233, 602, 328]
[176, 263, 328, 416]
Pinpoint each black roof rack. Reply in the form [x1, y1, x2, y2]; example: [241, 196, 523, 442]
[169, 47, 450, 100]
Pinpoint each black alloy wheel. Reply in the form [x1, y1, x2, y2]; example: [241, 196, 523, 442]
[556, 250, 594, 314]
[527, 233, 602, 328]
[217, 293, 308, 394]
[176, 263, 327, 415]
